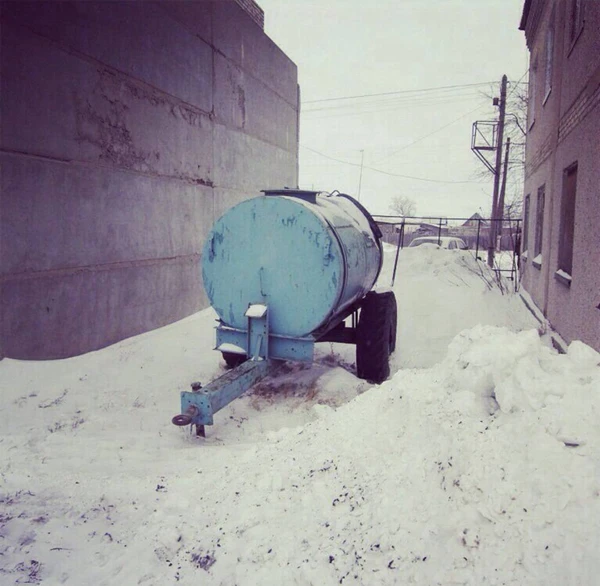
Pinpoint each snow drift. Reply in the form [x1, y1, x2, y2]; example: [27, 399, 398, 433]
[1, 248, 599, 585]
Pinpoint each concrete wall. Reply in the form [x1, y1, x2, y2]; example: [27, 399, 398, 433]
[1, 1, 299, 359]
[520, 0, 600, 352]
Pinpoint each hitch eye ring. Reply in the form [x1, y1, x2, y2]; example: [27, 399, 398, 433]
[172, 414, 193, 426]
[172, 405, 199, 426]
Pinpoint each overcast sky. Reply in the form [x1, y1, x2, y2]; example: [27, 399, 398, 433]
[258, 0, 529, 219]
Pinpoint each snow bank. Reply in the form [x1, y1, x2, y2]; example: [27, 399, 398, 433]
[1, 248, 598, 585]
[133, 328, 597, 586]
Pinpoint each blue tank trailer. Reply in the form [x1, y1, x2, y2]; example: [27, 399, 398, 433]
[172, 189, 397, 436]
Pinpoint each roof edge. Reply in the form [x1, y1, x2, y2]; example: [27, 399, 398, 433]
[519, 0, 532, 30]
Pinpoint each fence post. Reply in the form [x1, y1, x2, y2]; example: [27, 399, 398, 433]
[391, 222, 405, 287]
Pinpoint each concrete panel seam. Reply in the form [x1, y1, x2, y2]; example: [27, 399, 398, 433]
[0, 147, 72, 165]
[155, 4, 214, 49]
[0, 148, 215, 187]
[1, 254, 201, 283]
[4, 14, 297, 115]
[211, 44, 299, 111]
[212, 122, 298, 158]
[2, 16, 214, 120]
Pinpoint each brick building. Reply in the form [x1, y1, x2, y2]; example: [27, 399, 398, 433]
[519, 0, 600, 352]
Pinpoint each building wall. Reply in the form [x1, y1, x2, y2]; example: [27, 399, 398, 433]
[0, 1, 299, 359]
[234, 0, 265, 28]
[520, 0, 600, 351]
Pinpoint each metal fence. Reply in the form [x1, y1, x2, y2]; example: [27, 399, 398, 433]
[374, 215, 522, 290]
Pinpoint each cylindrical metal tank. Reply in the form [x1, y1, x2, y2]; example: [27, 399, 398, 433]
[202, 191, 383, 338]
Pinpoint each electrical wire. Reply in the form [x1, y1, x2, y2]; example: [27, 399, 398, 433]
[303, 89, 487, 114]
[299, 76, 530, 186]
[507, 69, 529, 98]
[360, 73, 528, 166]
[300, 145, 484, 184]
[303, 81, 496, 104]
[303, 95, 486, 121]
[371, 102, 489, 165]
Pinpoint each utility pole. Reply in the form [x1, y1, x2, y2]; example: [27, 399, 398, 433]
[496, 136, 511, 249]
[357, 149, 365, 202]
[488, 74, 507, 268]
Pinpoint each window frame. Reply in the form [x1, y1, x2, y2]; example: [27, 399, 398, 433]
[528, 58, 538, 130]
[556, 162, 578, 282]
[543, 10, 554, 104]
[522, 194, 531, 254]
[568, 0, 585, 54]
[533, 185, 545, 267]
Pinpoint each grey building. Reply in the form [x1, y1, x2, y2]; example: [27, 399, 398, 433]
[519, 0, 600, 352]
[1, 1, 299, 359]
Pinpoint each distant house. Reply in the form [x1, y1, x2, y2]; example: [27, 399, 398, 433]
[415, 222, 448, 236]
[519, 0, 600, 352]
[461, 213, 488, 228]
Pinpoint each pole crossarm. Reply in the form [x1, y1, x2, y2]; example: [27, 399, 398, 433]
[471, 120, 498, 174]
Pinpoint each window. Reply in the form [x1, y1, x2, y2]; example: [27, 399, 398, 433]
[528, 59, 537, 129]
[544, 12, 554, 102]
[522, 194, 530, 252]
[569, 0, 585, 46]
[558, 163, 578, 277]
[534, 185, 545, 264]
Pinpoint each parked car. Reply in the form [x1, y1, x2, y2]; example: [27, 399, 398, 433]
[407, 236, 468, 250]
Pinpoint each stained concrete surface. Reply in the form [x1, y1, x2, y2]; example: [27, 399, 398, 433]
[1, 1, 299, 359]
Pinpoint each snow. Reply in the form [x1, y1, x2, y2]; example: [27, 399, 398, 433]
[2, 247, 600, 585]
[216, 343, 246, 355]
[245, 304, 268, 318]
[555, 269, 573, 282]
[492, 250, 517, 272]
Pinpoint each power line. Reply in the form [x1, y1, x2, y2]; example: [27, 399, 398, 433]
[372, 102, 489, 165]
[303, 95, 486, 120]
[300, 145, 482, 184]
[303, 89, 487, 114]
[507, 69, 529, 98]
[303, 81, 496, 104]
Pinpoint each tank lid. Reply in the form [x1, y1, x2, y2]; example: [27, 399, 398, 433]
[262, 188, 318, 203]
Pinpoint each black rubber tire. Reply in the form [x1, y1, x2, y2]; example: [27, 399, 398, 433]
[222, 352, 247, 369]
[356, 290, 397, 384]
[389, 295, 398, 354]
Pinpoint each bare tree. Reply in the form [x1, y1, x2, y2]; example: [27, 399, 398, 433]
[389, 195, 416, 217]
[503, 195, 523, 221]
